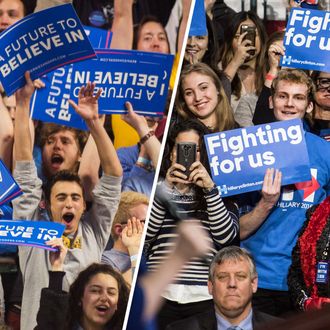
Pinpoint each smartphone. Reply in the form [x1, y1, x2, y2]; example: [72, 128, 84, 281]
[176, 142, 197, 176]
[240, 24, 256, 55]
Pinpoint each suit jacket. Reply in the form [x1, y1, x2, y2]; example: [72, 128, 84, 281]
[166, 307, 281, 330]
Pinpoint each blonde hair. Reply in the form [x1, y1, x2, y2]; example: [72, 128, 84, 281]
[271, 69, 315, 103]
[111, 192, 149, 240]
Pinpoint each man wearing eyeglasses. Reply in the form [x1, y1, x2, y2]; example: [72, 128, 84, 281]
[311, 71, 330, 141]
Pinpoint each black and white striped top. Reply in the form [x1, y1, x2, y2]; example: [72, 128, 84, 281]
[145, 182, 239, 287]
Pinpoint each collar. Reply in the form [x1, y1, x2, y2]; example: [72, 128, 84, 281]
[216, 309, 253, 330]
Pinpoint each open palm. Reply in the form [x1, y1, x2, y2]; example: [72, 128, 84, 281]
[69, 82, 102, 121]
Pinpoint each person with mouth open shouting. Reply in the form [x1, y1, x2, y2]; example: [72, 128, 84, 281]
[12, 72, 123, 330]
[35, 238, 129, 330]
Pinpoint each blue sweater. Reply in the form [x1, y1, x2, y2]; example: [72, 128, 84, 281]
[242, 132, 330, 291]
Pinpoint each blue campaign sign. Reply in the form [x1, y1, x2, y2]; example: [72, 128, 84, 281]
[83, 25, 112, 49]
[69, 49, 174, 116]
[30, 65, 87, 131]
[189, 0, 207, 36]
[0, 220, 65, 251]
[0, 4, 96, 96]
[281, 8, 330, 72]
[204, 119, 311, 197]
[0, 160, 22, 206]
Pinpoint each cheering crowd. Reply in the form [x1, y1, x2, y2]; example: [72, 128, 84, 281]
[0, 0, 330, 330]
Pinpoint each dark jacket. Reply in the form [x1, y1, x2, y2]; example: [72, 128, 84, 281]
[165, 308, 281, 330]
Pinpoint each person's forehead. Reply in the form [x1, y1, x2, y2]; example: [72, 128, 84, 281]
[0, 0, 24, 12]
[49, 130, 77, 139]
[128, 203, 148, 218]
[183, 72, 213, 87]
[276, 80, 308, 94]
[319, 72, 330, 79]
[237, 18, 256, 31]
[176, 130, 200, 143]
[87, 273, 118, 289]
[51, 180, 83, 195]
[140, 21, 166, 35]
[216, 258, 250, 272]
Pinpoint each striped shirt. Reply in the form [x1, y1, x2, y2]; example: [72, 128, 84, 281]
[145, 182, 239, 287]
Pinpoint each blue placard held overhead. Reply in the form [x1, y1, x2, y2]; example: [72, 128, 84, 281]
[281, 8, 330, 72]
[0, 4, 96, 96]
[0, 160, 22, 206]
[70, 49, 174, 116]
[189, 0, 207, 36]
[204, 119, 311, 197]
[0, 220, 65, 251]
[83, 25, 112, 49]
[30, 65, 87, 131]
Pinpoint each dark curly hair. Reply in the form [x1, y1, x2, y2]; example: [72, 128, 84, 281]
[66, 263, 130, 330]
[44, 170, 84, 206]
[160, 119, 211, 179]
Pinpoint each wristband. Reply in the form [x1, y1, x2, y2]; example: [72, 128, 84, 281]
[137, 156, 152, 167]
[130, 254, 139, 262]
[202, 184, 218, 195]
[140, 130, 155, 144]
[265, 73, 277, 81]
[136, 162, 153, 172]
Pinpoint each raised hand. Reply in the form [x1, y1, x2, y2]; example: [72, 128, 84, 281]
[260, 168, 282, 207]
[165, 163, 190, 187]
[121, 101, 150, 137]
[69, 82, 102, 122]
[232, 32, 256, 66]
[175, 221, 211, 260]
[122, 217, 145, 256]
[189, 161, 214, 190]
[33, 78, 45, 90]
[268, 42, 285, 72]
[15, 71, 35, 104]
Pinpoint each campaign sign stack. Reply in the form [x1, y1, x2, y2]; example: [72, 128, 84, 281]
[30, 49, 174, 130]
[0, 220, 65, 251]
[83, 25, 112, 49]
[281, 8, 330, 72]
[0, 3, 96, 95]
[204, 119, 311, 197]
[30, 65, 88, 130]
[189, 0, 207, 36]
[0, 160, 22, 206]
[70, 49, 174, 116]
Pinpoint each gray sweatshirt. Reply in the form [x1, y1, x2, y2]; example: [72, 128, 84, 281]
[13, 161, 122, 330]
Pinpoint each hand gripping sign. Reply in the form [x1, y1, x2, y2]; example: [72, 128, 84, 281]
[281, 8, 330, 72]
[204, 119, 311, 197]
[0, 4, 96, 96]
[0, 220, 65, 251]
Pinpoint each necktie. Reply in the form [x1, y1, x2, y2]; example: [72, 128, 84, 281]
[227, 326, 242, 330]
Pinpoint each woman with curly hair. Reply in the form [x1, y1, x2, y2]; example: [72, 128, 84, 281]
[35, 239, 130, 330]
